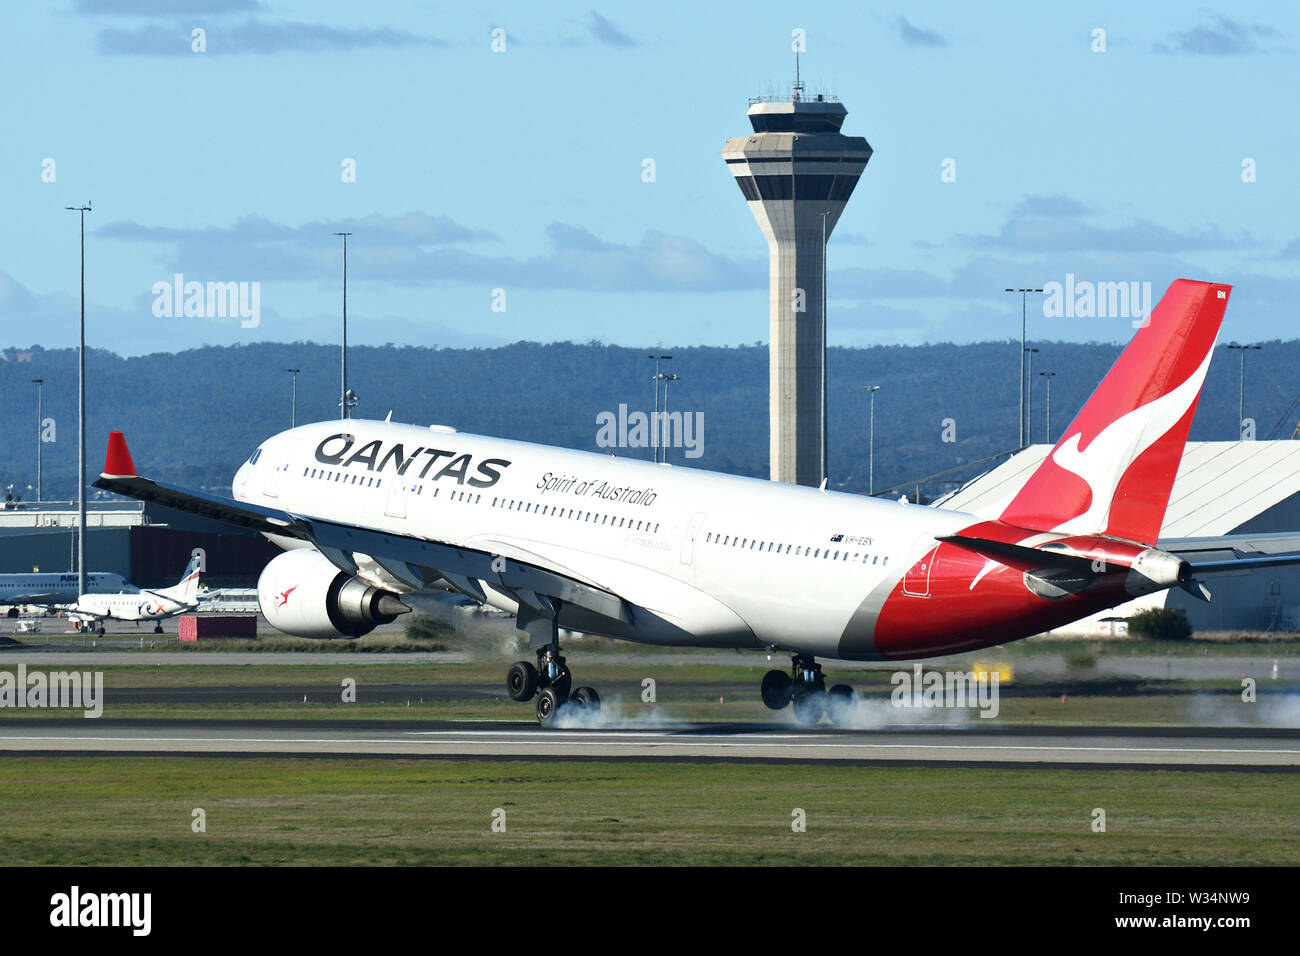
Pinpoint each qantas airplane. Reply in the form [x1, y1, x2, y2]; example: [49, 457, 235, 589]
[58, 556, 201, 634]
[93, 280, 1300, 725]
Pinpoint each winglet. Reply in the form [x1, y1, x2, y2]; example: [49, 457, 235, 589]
[103, 431, 138, 478]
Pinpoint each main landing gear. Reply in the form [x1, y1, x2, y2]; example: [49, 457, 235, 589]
[761, 654, 857, 727]
[505, 597, 600, 727]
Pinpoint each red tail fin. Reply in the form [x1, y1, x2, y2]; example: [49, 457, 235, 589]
[999, 279, 1230, 544]
[103, 431, 138, 479]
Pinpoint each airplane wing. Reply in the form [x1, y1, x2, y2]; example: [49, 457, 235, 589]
[93, 432, 633, 636]
[51, 605, 106, 623]
[1160, 532, 1300, 574]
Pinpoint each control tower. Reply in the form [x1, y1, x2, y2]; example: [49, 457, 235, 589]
[723, 78, 872, 486]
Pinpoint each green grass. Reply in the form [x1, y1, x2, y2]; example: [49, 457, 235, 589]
[0, 757, 1295, 866]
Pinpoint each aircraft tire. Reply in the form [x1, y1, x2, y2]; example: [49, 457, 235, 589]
[571, 686, 600, 717]
[761, 669, 793, 710]
[536, 687, 563, 727]
[791, 685, 826, 726]
[826, 684, 856, 726]
[507, 661, 539, 702]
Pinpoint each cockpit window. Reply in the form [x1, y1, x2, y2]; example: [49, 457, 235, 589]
[248, 447, 263, 464]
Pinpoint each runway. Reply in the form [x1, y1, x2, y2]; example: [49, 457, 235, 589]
[2, 719, 1297, 769]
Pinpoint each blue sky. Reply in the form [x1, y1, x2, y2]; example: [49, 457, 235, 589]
[1, 0, 1297, 355]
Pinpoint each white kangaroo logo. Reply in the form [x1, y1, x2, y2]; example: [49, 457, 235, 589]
[1049, 342, 1215, 535]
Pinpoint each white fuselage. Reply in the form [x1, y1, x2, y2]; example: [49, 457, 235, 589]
[69, 592, 186, 622]
[0, 573, 129, 606]
[234, 420, 979, 658]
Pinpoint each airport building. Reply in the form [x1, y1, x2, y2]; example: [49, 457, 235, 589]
[0, 499, 279, 589]
[723, 76, 872, 487]
[936, 441, 1300, 633]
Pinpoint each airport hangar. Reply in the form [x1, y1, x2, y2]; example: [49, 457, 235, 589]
[0, 499, 279, 589]
[933, 440, 1300, 634]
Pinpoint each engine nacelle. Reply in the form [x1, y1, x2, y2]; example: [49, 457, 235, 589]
[258, 549, 409, 639]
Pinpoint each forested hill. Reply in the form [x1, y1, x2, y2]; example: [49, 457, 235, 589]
[2, 339, 1297, 502]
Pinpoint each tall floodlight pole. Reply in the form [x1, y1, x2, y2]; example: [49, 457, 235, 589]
[66, 201, 91, 597]
[1039, 371, 1056, 444]
[864, 385, 880, 496]
[1024, 347, 1039, 443]
[334, 232, 352, 420]
[32, 378, 43, 502]
[286, 368, 300, 428]
[648, 354, 671, 462]
[662, 374, 680, 464]
[1004, 288, 1043, 448]
[1225, 343, 1260, 439]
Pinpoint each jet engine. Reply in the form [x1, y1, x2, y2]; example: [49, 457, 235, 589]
[258, 549, 409, 639]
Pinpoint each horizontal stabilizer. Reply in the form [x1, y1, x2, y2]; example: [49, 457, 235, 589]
[936, 534, 1099, 573]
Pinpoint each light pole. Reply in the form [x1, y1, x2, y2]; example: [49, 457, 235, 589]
[1225, 343, 1260, 439]
[661, 373, 679, 463]
[821, 210, 828, 487]
[32, 378, 43, 502]
[647, 354, 671, 462]
[1038, 371, 1056, 444]
[1024, 347, 1039, 443]
[864, 385, 880, 496]
[1004, 288, 1044, 448]
[334, 232, 352, 420]
[66, 201, 91, 597]
[285, 368, 300, 428]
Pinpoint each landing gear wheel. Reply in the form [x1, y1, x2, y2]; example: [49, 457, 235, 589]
[791, 685, 826, 726]
[761, 669, 793, 710]
[571, 686, 600, 717]
[507, 661, 539, 702]
[536, 687, 563, 727]
[826, 684, 856, 726]
[153, 623, 164, 634]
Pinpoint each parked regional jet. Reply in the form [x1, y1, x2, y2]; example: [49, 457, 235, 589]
[59, 556, 201, 634]
[92, 280, 1300, 725]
